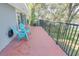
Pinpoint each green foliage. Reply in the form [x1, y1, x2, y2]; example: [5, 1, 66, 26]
[27, 3, 79, 25]
[30, 7, 36, 25]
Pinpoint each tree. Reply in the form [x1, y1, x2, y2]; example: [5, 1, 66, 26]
[27, 3, 79, 25]
[66, 3, 79, 23]
[27, 3, 36, 25]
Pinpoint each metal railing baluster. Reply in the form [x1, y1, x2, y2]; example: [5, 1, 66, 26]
[64, 25, 71, 52]
[62, 24, 68, 50]
[66, 25, 74, 55]
[70, 33, 79, 56]
[56, 23, 61, 44]
[68, 26, 78, 55]
[75, 47, 79, 56]
[37, 20, 79, 56]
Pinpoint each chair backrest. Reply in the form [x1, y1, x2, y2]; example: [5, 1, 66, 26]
[11, 23, 30, 40]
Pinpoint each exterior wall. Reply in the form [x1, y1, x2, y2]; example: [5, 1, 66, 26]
[9, 3, 29, 15]
[16, 12, 27, 25]
[0, 3, 17, 52]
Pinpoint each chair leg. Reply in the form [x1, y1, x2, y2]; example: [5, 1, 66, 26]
[25, 34, 29, 40]
[26, 40, 31, 48]
[17, 37, 21, 42]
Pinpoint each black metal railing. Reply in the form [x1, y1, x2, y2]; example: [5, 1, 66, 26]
[37, 20, 79, 56]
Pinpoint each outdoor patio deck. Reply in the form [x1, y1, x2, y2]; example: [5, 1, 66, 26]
[0, 26, 66, 56]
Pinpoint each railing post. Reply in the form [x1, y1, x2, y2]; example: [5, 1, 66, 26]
[49, 23, 51, 35]
[71, 33, 79, 56]
[56, 22, 61, 44]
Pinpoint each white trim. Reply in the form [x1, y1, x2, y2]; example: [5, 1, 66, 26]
[8, 3, 28, 15]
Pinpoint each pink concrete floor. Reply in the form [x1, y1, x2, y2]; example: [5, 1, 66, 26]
[0, 27, 66, 56]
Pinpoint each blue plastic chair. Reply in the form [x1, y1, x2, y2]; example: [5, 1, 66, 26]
[11, 23, 30, 41]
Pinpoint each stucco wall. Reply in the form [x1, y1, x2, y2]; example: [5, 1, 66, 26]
[0, 3, 17, 52]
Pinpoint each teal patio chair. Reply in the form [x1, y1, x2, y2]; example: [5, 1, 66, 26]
[11, 23, 30, 41]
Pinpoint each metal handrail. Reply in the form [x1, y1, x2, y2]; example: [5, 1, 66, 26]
[37, 20, 79, 56]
